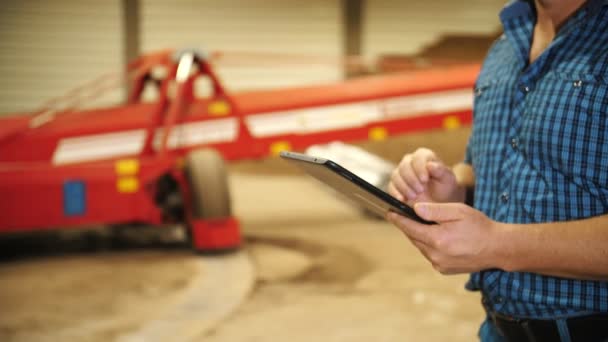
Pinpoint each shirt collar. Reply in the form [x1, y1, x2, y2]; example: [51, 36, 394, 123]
[499, 0, 534, 23]
[498, 0, 607, 68]
[500, 0, 608, 24]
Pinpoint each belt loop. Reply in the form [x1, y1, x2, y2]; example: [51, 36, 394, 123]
[555, 319, 572, 342]
[521, 321, 537, 342]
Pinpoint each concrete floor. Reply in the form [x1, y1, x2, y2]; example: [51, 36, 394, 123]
[0, 127, 485, 341]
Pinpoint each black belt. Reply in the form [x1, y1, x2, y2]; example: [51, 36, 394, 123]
[485, 305, 608, 342]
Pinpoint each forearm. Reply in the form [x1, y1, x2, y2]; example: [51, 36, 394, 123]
[493, 214, 608, 281]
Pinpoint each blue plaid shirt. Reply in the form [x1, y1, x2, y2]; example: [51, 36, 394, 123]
[465, 0, 608, 319]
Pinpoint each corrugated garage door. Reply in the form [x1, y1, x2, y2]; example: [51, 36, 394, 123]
[0, 1, 509, 115]
[364, 0, 506, 57]
[0, 0, 123, 115]
[141, 0, 343, 92]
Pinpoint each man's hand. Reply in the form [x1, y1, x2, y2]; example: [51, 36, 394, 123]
[387, 202, 505, 275]
[388, 148, 465, 204]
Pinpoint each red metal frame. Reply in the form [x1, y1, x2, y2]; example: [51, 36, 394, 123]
[0, 49, 479, 251]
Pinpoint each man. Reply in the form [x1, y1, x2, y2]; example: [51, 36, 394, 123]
[386, 0, 608, 341]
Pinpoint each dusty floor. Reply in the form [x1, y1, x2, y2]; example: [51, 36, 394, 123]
[0, 218, 214, 342]
[0, 248, 199, 342]
[0, 127, 486, 341]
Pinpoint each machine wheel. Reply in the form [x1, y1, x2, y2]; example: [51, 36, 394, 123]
[185, 148, 231, 219]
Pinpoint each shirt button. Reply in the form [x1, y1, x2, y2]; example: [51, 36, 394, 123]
[520, 85, 530, 93]
[510, 138, 519, 149]
[496, 296, 504, 304]
[500, 192, 509, 203]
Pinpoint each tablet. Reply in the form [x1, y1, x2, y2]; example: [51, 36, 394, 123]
[280, 151, 434, 224]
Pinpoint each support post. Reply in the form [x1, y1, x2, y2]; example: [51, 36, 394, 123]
[342, 0, 364, 78]
[122, 0, 140, 96]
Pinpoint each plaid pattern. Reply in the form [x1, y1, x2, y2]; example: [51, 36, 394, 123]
[464, 0, 608, 319]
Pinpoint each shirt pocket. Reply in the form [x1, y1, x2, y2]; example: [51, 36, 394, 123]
[537, 70, 606, 115]
[520, 71, 608, 195]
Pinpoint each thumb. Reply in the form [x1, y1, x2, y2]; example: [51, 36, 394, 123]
[427, 161, 451, 181]
[414, 202, 465, 222]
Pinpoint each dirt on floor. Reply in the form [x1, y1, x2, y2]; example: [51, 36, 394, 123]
[0, 249, 199, 342]
[0, 127, 486, 341]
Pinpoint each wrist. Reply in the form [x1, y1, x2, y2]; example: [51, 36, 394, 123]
[487, 222, 522, 272]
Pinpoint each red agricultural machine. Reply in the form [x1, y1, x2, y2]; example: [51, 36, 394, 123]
[0, 49, 478, 252]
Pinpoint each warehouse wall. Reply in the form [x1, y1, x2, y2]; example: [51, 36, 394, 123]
[363, 0, 505, 57]
[0, 0, 124, 115]
[0, 0, 506, 116]
[141, 0, 343, 92]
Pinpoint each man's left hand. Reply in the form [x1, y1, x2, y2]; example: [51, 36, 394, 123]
[387, 202, 505, 275]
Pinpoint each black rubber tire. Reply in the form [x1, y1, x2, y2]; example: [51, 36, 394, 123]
[185, 148, 231, 219]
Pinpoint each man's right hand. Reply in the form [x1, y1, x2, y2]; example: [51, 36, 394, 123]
[388, 148, 465, 204]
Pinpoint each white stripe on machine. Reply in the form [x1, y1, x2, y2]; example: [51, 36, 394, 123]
[152, 118, 238, 150]
[247, 88, 472, 137]
[53, 129, 147, 165]
[52, 88, 472, 165]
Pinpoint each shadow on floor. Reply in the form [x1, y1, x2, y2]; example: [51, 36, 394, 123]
[0, 225, 189, 262]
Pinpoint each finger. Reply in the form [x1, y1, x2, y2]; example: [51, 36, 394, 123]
[387, 212, 436, 246]
[390, 213, 434, 247]
[410, 237, 434, 257]
[391, 169, 417, 200]
[398, 157, 425, 194]
[389, 180, 417, 207]
[426, 161, 449, 181]
[411, 154, 433, 184]
[410, 242, 438, 270]
[387, 182, 404, 202]
[414, 202, 465, 222]
[392, 222, 436, 266]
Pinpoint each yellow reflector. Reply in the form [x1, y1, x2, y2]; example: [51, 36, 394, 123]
[117, 177, 139, 193]
[443, 116, 462, 130]
[115, 159, 139, 176]
[270, 141, 291, 156]
[368, 127, 388, 141]
[208, 100, 231, 116]
[175, 157, 185, 170]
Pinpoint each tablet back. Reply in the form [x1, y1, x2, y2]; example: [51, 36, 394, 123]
[280, 151, 432, 224]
